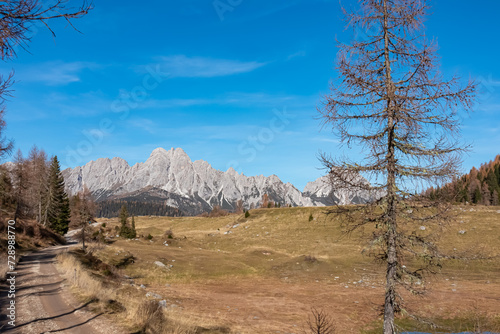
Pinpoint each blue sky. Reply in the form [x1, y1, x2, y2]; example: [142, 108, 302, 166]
[2, 0, 499, 190]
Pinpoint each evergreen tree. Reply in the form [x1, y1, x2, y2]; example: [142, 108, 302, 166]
[119, 204, 135, 238]
[119, 204, 128, 227]
[131, 215, 137, 238]
[44, 156, 70, 235]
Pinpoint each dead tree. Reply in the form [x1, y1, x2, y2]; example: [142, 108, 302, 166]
[0, 0, 93, 60]
[70, 186, 95, 250]
[0, 0, 92, 164]
[306, 308, 335, 334]
[318, 1, 475, 333]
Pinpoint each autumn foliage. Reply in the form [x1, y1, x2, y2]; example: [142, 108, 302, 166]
[426, 155, 500, 205]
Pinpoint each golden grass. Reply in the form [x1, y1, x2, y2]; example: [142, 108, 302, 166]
[58, 205, 500, 333]
[0, 254, 7, 281]
[56, 244, 232, 333]
[56, 250, 116, 302]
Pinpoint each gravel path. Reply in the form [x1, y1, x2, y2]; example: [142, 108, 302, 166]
[0, 245, 125, 334]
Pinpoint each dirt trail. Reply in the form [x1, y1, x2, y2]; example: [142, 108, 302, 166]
[0, 245, 124, 334]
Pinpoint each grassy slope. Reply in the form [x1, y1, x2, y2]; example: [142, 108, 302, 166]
[76, 206, 500, 333]
[0, 219, 65, 280]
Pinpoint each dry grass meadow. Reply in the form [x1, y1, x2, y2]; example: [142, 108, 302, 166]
[56, 205, 500, 333]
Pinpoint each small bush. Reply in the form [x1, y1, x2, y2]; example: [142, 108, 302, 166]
[146, 233, 153, 240]
[136, 300, 168, 333]
[304, 255, 317, 263]
[209, 205, 229, 217]
[101, 222, 106, 228]
[119, 225, 136, 239]
[164, 229, 174, 239]
[307, 307, 335, 334]
[245, 210, 250, 218]
[309, 213, 314, 222]
[104, 299, 125, 314]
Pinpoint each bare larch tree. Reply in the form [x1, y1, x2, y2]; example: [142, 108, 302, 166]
[70, 185, 95, 250]
[318, 1, 475, 333]
[0, 1, 92, 220]
[0, 0, 92, 161]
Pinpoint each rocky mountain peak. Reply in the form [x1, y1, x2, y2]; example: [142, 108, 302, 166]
[61, 147, 373, 215]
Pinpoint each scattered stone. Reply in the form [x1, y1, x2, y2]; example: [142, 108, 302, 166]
[140, 284, 146, 289]
[154, 261, 166, 268]
[146, 292, 163, 299]
[159, 300, 167, 308]
[420, 226, 426, 231]
[232, 224, 239, 228]
[458, 230, 466, 234]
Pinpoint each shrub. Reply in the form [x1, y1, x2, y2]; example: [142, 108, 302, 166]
[245, 210, 250, 218]
[164, 229, 174, 239]
[101, 222, 106, 228]
[119, 225, 136, 239]
[136, 300, 168, 333]
[309, 213, 314, 222]
[146, 233, 153, 240]
[307, 307, 335, 334]
[304, 255, 317, 263]
[209, 205, 229, 217]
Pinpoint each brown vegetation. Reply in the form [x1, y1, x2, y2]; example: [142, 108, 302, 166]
[54, 206, 500, 333]
[318, 0, 476, 332]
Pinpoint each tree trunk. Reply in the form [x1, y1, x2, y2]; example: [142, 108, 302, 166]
[82, 224, 86, 250]
[382, 0, 397, 332]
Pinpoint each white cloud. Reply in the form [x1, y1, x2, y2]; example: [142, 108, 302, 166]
[136, 92, 313, 110]
[154, 55, 266, 78]
[18, 61, 99, 86]
[286, 50, 306, 61]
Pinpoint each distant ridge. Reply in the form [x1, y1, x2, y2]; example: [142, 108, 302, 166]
[62, 147, 374, 216]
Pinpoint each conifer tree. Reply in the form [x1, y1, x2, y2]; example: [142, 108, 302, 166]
[0, 165, 14, 218]
[131, 215, 137, 238]
[44, 156, 70, 234]
[318, 1, 475, 332]
[119, 204, 135, 238]
[70, 186, 95, 250]
[28, 146, 48, 224]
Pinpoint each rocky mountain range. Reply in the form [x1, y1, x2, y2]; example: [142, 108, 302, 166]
[62, 147, 375, 216]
